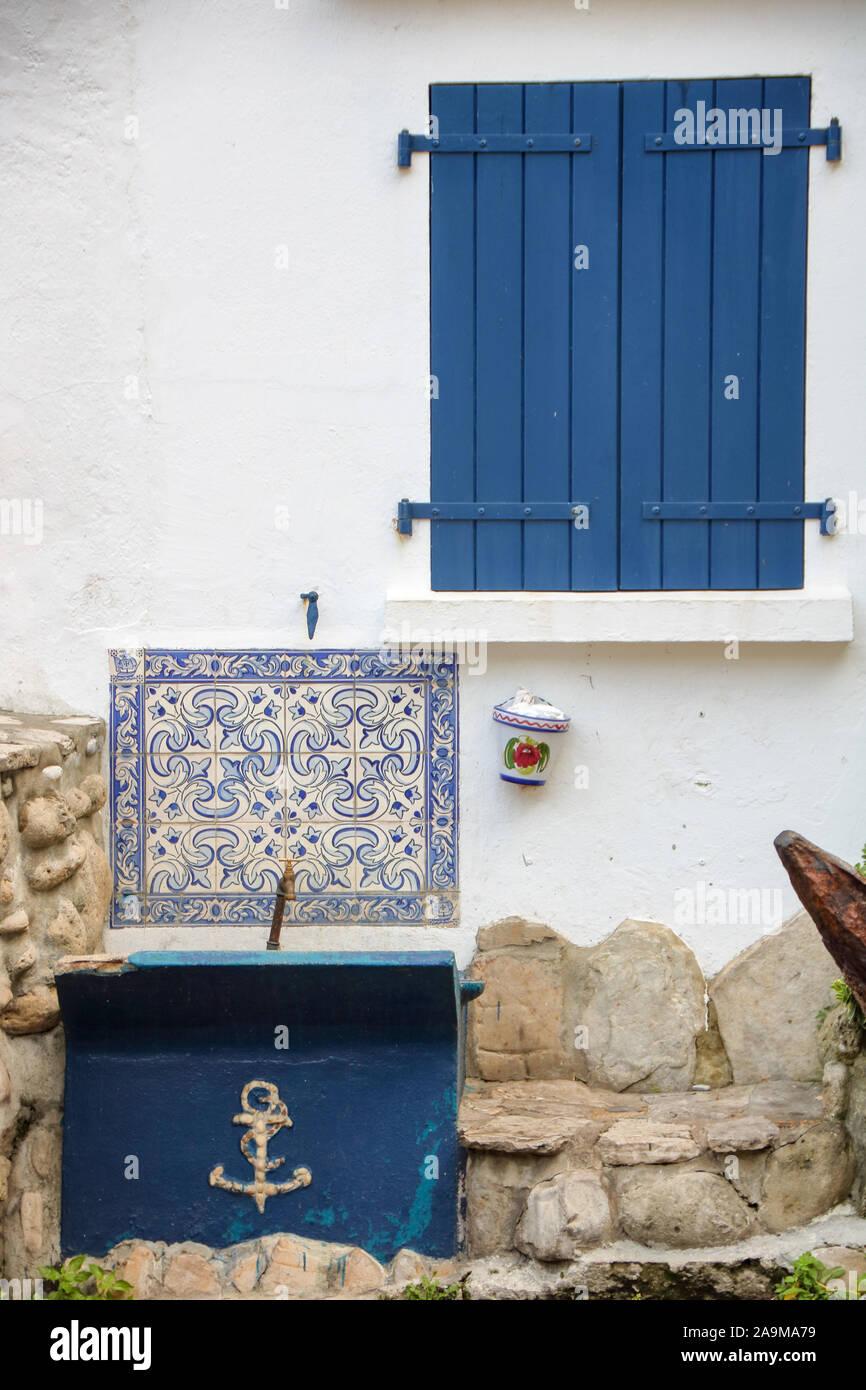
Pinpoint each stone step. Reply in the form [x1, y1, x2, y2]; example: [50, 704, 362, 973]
[459, 1078, 852, 1259]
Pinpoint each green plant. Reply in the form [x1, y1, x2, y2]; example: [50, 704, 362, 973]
[36, 1255, 133, 1301]
[817, 978, 866, 1030]
[855, 843, 866, 877]
[403, 1271, 470, 1301]
[775, 1252, 845, 1301]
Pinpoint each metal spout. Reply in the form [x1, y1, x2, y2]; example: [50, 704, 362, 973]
[266, 860, 295, 951]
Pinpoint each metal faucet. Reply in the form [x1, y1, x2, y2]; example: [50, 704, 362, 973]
[266, 859, 295, 950]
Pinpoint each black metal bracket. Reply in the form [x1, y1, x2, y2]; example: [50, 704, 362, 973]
[396, 499, 588, 537]
[645, 118, 841, 161]
[397, 130, 593, 167]
[641, 499, 837, 536]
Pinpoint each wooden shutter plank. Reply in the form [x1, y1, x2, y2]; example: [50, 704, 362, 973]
[620, 81, 665, 590]
[523, 83, 572, 590]
[571, 81, 620, 591]
[662, 79, 714, 589]
[430, 84, 476, 590]
[758, 76, 809, 589]
[475, 83, 524, 590]
[709, 78, 763, 589]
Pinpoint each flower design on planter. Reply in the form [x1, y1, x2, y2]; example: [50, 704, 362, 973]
[503, 735, 550, 776]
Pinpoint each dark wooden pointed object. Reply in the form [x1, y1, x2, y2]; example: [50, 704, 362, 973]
[774, 829, 866, 1013]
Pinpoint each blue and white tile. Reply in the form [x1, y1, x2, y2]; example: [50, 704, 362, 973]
[287, 821, 356, 892]
[353, 682, 426, 753]
[428, 816, 457, 891]
[146, 752, 217, 821]
[355, 822, 427, 893]
[210, 652, 286, 680]
[110, 649, 144, 682]
[144, 651, 215, 681]
[282, 652, 354, 681]
[212, 683, 283, 755]
[214, 747, 284, 820]
[144, 683, 215, 756]
[284, 683, 354, 754]
[285, 753, 355, 820]
[355, 751, 425, 821]
[113, 821, 143, 891]
[111, 685, 142, 754]
[145, 822, 219, 893]
[112, 755, 142, 822]
[212, 820, 284, 893]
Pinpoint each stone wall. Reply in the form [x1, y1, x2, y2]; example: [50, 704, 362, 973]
[461, 912, 864, 1260]
[466, 912, 841, 1090]
[0, 711, 110, 1280]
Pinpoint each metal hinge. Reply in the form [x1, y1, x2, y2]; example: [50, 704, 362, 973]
[397, 130, 593, 167]
[645, 117, 842, 161]
[396, 499, 589, 536]
[641, 499, 837, 535]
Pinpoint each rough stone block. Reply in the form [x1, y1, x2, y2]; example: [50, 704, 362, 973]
[597, 1118, 700, 1165]
[759, 1120, 856, 1232]
[615, 1168, 758, 1247]
[476, 918, 559, 951]
[822, 1061, 849, 1122]
[710, 910, 840, 1084]
[1, 986, 60, 1035]
[515, 1170, 612, 1260]
[567, 921, 706, 1093]
[18, 793, 76, 849]
[163, 1246, 222, 1298]
[469, 953, 566, 1081]
[705, 1118, 779, 1153]
[465, 1149, 570, 1257]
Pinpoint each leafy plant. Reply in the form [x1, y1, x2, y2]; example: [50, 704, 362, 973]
[36, 1255, 133, 1301]
[855, 843, 866, 878]
[775, 1252, 845, 1300]
[817, 978, 866, 1030]
[403, 1271, 470, 1301]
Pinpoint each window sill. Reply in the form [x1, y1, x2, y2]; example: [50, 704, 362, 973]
[384, 587, 854, 644]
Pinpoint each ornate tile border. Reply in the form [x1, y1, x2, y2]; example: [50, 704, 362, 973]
[109, 650, 458, 927]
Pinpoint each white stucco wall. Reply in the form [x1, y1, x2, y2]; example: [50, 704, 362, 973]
[1, 0, 865, 973]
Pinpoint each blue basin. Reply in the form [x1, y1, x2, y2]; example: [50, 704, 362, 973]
[57, 951, 481, 1262]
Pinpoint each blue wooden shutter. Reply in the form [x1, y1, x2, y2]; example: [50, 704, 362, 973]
[429, 78, 812, 591]
[620, 76, 810, 589]
[430, 82, 620, 591]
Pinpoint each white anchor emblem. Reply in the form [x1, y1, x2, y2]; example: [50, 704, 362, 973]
[209, 1080, 311, 1214]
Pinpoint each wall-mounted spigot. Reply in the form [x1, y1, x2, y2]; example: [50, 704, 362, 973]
[266, 859, 295, 951]
[300, 591, 319, 640]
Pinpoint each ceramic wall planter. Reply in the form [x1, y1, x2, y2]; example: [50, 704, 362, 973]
[493, 688, 570, 787]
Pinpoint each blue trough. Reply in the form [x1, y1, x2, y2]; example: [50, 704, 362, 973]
[56, 951, 482, 1263]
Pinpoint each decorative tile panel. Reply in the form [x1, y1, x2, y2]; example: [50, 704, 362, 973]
[109, 650, 458, 926]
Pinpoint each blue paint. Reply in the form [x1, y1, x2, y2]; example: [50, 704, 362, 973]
[58, 953, 478, 1262]
[430, 79, 813, 593]
[304, 1207, 336, 1229]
